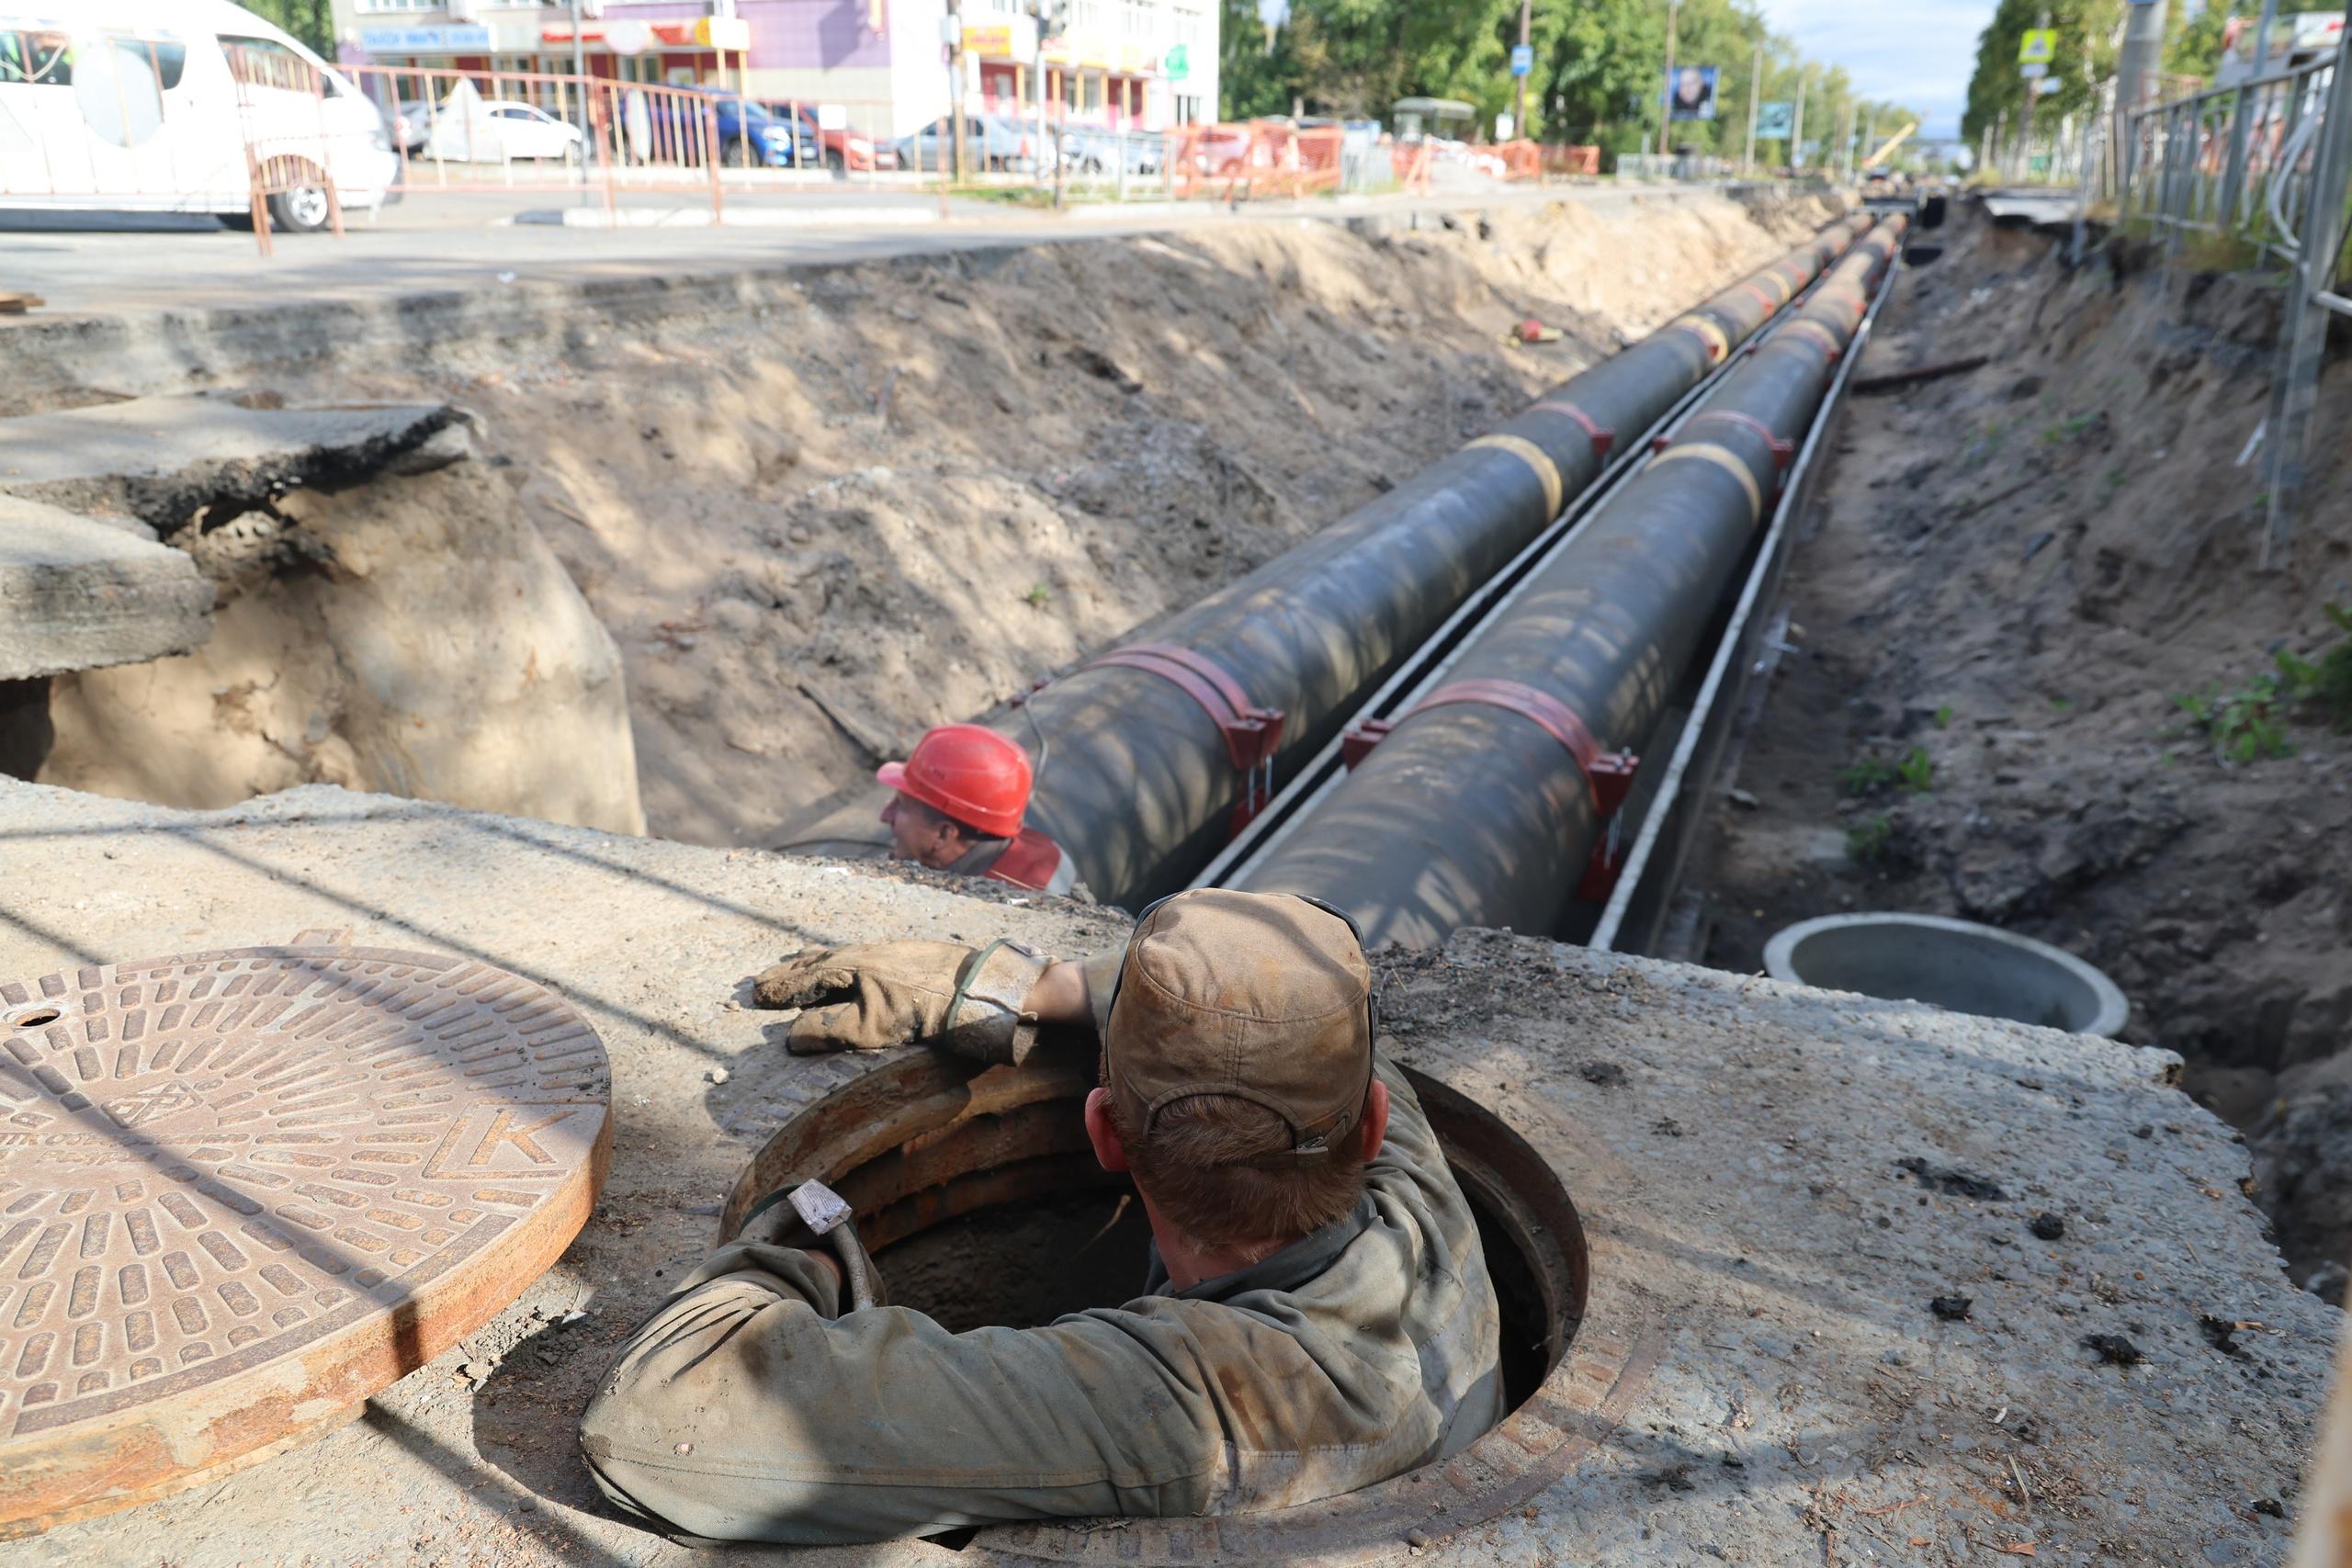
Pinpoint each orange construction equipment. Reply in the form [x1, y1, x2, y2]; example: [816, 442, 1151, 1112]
[876, 724, 1035, 838]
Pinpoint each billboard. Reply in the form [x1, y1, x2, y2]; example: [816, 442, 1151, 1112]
[1754, 99, 1793, 138]
[1668, 65, 1718, 120]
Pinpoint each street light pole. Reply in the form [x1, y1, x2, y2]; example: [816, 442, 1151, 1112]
[1657, 0, 1679, 159]
[1791, 73, 1806, 171]
[1513, 0, 1531, 141]
[1744, 45, 1760, 173]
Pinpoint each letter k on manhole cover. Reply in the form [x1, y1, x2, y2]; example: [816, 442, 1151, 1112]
[0, 940, 611, 1536]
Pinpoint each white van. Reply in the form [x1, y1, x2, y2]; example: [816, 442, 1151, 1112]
[0, 1, 398, 231]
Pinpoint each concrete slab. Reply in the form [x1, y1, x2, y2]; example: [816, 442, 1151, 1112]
[0, 497, 213, 681]
[0, 776, 2331, 1566]
[0, 397, 453, 526]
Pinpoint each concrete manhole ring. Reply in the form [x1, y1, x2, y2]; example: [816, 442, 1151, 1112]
[0, 940, 611, 1537]
[722, 1050, 1663, 1566]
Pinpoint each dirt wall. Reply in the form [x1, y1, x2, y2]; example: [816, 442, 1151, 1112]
[216, 190, 1845, 848]
[35, 434, 645, 835]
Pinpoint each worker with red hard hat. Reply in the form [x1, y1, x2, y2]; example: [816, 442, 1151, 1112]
[876, 724, 1079, 897]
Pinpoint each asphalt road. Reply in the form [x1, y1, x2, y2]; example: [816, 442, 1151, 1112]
[0, 180, 1741, 328]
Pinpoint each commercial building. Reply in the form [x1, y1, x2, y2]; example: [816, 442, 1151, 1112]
[327, 0, 1218, 137]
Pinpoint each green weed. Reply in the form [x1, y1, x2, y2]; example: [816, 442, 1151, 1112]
[2172, 604, 2352, 761]
[1932, 705, 1956, 730]
[1895, 746, 1935, 793]
[2040, 412, 2096, 446]
[1840, 746, 1934, 796]
[1847, 814, 1895, 863]
[1024, 582, 1053, 607]
[1838, 754, 1897, 795]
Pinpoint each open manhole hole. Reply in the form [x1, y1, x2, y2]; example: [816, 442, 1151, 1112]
[724, 1049, 1623, 1562]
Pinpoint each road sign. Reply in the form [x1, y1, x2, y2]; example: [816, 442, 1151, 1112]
[2019, 28, 2055, 63]
[1755, 99, 1793, 138]
[2020, 62, 2048, 79]
[1510, 44, 1533, 77]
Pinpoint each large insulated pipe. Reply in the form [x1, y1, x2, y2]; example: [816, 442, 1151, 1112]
[1015, 213, 1873, 908]
[1237, 215, 1907, 947]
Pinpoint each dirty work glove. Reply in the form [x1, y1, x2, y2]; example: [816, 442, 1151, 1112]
[737, 1180, 889, 1313]
[752, 939, 1051, 1063]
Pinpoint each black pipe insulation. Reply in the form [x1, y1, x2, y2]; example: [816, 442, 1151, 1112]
[1012, 212, 1877, 909]
[1234, 215, 1908, 946]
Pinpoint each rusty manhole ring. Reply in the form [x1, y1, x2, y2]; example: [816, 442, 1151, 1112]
[0, 941, 611, 1537]
[724, 1050, 1658, 1565]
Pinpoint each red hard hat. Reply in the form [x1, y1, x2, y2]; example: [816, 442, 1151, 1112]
[877, 724, 1033, 839]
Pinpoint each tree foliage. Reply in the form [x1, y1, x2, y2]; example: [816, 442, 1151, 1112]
[1220, 0, 1920, 164]
[234, 0, 335, 57]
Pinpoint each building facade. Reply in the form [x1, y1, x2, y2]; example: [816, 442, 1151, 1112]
[327, 0, 1219, 139]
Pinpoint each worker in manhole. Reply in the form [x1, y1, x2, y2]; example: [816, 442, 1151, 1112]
[580, 887, 1505, 1543]
[874, 721, 1080, 896]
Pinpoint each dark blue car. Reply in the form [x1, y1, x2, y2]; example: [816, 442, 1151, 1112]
[645, 88, 817, 167]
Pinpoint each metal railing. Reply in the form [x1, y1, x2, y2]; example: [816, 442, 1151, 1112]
[2123, 56, 2337, 254]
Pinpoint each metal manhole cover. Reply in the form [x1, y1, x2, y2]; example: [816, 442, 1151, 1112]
[0, 940, 611, 1536]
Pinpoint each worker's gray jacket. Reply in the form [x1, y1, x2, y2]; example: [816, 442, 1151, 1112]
[578, 992, 1505, 1544]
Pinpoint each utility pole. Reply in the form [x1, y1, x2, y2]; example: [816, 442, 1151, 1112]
[1513, 0, 1531, 142]
[947, 0, 967, 183]
[2115, 0, 2165, 187]
[568, 0, 589, 158]
[1657, 0, 1679, 159]
[2021, 6, 2049, 180]
[1791, 73, 1806, 170]
[1744, 45, 1760, 173]
[2220, 0, 2281, 219]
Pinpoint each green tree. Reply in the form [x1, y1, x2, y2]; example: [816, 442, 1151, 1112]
[1962, 0, 2130, 147]
[1221, 0, 1295, 118]
[235, 0, 334, 57]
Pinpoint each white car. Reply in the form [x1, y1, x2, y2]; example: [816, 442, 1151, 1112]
[415, 95, 582, 164]
[0, 0, 398, 231]
[474, 99, 582, 161]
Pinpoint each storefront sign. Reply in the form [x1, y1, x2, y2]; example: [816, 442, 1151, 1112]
[1163, 42, 1189, 79]
[696, 17, 751, 51]
[962, 17, 1037, 59]
[357, 25, 492, 55]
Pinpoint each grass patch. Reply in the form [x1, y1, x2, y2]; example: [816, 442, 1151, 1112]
[2172, 605, 2352, 761]
[1847, 814, 1895, 863]
[1840, 745, 1935, 796]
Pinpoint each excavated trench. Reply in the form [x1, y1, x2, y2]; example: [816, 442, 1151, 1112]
[1, 189, 1847, 849]
[1679, 203, 2352, 1297]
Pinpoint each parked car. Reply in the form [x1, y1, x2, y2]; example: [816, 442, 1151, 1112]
[765, 104, 897, 174]
[414, 95, 581, 163]
[0, 0, 398, 231]
[392, 97, 432, 153]
[1058, 125, 1161, 176]
[698, 91, 813, 167]
[895, 113, 1056, 175]
[475, 99, 581, 160]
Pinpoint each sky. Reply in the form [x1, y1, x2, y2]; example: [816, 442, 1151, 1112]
[1751, 0, 1989, 141]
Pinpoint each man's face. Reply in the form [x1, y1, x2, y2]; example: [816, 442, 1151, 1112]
[1678, 68, 1704, 104]
[880, 794, 963, 869]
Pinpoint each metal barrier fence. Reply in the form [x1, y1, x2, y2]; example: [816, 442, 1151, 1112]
[2123, 56, 2338, 254]
[1615, 152, 1739, 180]
[1166, 123, 1343, 200]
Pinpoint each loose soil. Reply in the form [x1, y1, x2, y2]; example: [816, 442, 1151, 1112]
[223, 190, 1841, 848]
[1679, 205, 2352, 1295]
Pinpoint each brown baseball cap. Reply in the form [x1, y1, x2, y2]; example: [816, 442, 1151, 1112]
[1103, 889, 1374, 1168]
